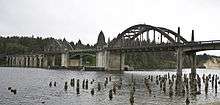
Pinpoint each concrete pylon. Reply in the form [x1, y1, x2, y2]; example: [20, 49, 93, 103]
[7, 56, 10, 66]
[29, 56, 33, 67]
[38, 56, 43, 68]
[191, 30, 196, 78]
[176, 27, 182, 77]
[5, 56, 9, 66]
[43, 55, 48, 68]
[97, 50, 125, 71]
[21, 56, 25, 67]
[12, 56, 16, 67]
[96, 50, 110, 70]
[33, 55, 38, 67]
[176, 48, 183, 76]
[176, 27, 183, 95]
[51, 55, 55, 67]
[25, 56, 29, 67]
[61, 53, 69, 67]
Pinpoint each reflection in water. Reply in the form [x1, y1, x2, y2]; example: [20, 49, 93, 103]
[0, 67, 220, 105]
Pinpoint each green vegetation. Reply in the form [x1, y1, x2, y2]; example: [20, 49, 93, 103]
[125, 52, 176, 69]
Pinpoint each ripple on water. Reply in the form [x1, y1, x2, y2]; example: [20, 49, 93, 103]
[1, 67, 220, 105]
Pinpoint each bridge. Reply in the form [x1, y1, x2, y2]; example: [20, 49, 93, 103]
[5, 24, 220, 77]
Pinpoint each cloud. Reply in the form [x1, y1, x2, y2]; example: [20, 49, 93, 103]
[0, 0, 220, 55]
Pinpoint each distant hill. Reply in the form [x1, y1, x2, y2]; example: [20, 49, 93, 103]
[198, 54, 220, 69]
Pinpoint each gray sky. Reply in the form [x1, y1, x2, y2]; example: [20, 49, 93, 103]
[0, 0, 220, 55]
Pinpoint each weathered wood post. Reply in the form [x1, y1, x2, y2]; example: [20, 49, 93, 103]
[64, 82, 68, 91]
[98, 82, 101, 91]
[76, 79, 80, 94]
[109, 89, 113, 100]
[85, 79, 88, 90]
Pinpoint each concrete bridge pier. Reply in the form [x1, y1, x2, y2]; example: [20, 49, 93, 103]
[43, 55, 48, 68]
[17, 56, 22, 67]
[6, 56, 11, 66]
[12, 56, 15, 66]
[5, 56, 9, 66]
[33, 55, 38, 67]
[176, 27, 183, 77]
[29, 56, 33, 67]
[189, 30, 197, 94]
[96, 49, 125, 71]
[52, 55, 55, 67]
[176, 27, 183, 94]
[190, 52, 196, 77]
[96, 50, 108, 69]
[25, 56, 29, 67]
[14, 57, 18, 66]
[61, 53, 69, 67]
[20, 56, 25, 67]
[176, 47, 183, 94]
[176, 48, 183, 77]
[107, 51, 125, 71]
[38, 55, 43, 68]
[7, 56, 10, 66]
[190, 30, 196, 78]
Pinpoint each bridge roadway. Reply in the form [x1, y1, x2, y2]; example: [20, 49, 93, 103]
[67, 40, 220, 53]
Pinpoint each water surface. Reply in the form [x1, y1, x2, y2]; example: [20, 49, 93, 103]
[0, 67, 220, 105]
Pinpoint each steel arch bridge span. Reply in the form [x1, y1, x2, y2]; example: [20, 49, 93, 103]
[110, 24, 188, 47]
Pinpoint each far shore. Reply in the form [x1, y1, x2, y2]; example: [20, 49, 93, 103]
[200, 101, 220, 105]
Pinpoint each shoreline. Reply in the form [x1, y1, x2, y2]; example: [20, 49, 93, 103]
[200, 101, 220, 105]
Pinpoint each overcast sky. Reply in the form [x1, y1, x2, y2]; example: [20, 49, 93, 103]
[0, 0, 220, 55]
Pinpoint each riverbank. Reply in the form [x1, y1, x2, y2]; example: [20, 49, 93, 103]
[201, 101, 220, 105]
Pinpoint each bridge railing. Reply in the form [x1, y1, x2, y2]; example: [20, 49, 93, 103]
[186, 40, 220, 45]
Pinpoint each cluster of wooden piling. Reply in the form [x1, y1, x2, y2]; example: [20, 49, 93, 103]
[56, 76, 121, 100]
[49, 81, 57, 87]
[6, 72, 220, 105]
[140, 73, 220, 105]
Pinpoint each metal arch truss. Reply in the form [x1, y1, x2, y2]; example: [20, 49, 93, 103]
[115, 24, 188, 44]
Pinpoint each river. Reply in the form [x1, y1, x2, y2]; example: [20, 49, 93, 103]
[0, 67, 220, 105]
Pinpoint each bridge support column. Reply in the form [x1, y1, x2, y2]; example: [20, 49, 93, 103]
[5, 56, 9, 66]
[33, 55, 37, 67]
[24, 56, 27, 67]
[61, 53, 69, 67]
[100, 51, 125, 71]
[176, 27, 183, 95]
[29, 56, 33, 67]
[7, 57, 11, 66]
[17, 56, 21, 67]
[10, 57, 13, 67]
[52, 55, 55, 67]
[26, 56, 29, 67]
[21, 56, 25, 67]
[189, 52, 197, 94]
[191, 52, 196, 77]
[96, 50, 108, 70]
[16, 57, 19, 66]
[43, 55, 48, 68]
[38, 56, 43, 68]
[177, 48, 183, 76]
[191, 30, 196, 78]
[12, 57, 16, 67]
